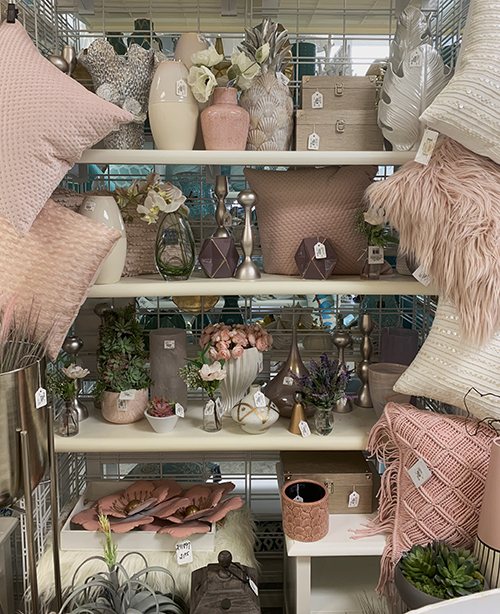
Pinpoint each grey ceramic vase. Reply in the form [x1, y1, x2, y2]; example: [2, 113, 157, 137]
[149, 328, 188, 409]
[394, 564, 443, 610]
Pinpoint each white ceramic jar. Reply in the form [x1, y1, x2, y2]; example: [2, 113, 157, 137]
[144, 410, 179, 433]
[231, 385, 280, 435]
[174, 32, 208, 69]
[149, 60, 199, 150]
[79, 195, 126, 284]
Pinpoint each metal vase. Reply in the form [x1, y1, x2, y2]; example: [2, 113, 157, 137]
[0, 359, 48, 507]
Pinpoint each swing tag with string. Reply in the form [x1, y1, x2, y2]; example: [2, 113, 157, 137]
[294, 483, 304, 503]
[308, 129, 320, 151]
[348, 487, 360, 509]
[35, 362, 47, 409]
[311, 90, 324, 109]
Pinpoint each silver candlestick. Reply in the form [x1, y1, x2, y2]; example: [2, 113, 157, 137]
[234, 189, 261, 280]
[62, 335, 89, 421]
[355, 313, 374, 408]
[214, 175, 230, 238]
[332, 329, 353, 413]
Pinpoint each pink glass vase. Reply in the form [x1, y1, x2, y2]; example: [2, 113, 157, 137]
[201, 87, 250, 151]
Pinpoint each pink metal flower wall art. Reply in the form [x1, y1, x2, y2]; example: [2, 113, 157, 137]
[71, 480, 243, 537]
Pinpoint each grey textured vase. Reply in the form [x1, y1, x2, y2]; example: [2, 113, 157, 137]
[149, 329, 188, 409]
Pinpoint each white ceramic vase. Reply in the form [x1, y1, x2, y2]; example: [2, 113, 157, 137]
[174, 32, 208, 69]
[79, 195, 126, 284]
[144, 410, 179, 433]
[219, 347, 263, 415]
[231, 385, 279, 434]
[149, 60, 199, 150]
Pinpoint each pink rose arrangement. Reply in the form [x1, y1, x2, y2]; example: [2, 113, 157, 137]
[200, 323, 273, 361]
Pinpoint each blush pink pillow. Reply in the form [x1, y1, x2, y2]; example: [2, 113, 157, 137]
[357, 403, 494, 592]
[0, 21, 132, 234]
[0, 199, 120, 358]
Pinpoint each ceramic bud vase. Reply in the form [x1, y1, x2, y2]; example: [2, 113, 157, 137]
[231, 385, 279, 434]
[281, 480, 329, 542]
[149, 60, 199, 150]
[79, 195, 127, 284]
[474, 437, 500, 588]
[155, 212, 196, 281]
[219, 347, 263, 415]
[201, 87, 250, 151]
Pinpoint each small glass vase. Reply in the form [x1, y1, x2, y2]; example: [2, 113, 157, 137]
[155, 212, 196, 281]
[314, 407, 335, 436]
[203, 396, 222, 433]
[55, 401, 80, 437]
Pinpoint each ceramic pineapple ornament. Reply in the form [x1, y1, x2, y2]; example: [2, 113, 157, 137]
[239, 19, 294, 151]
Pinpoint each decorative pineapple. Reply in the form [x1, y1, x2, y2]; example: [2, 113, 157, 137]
[239, 19, 294, 151]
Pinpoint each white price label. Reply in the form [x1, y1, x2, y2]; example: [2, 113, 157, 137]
[283, 376, 294, 386]
[248, 577, 259, 596]
[175, 403, 185, 418]
[35, 387, 47, 409]
[164, 339, 176, 350]
[276, 71, 290, 87]
[408, 458, 432, 488]
[314, 242, 327, 260]
[258, 355, 264, 373]
[118, 399, 128, 412]
[215, 397, 222, 417]
[84, 201, 96, 212]
[368, 245, 384, 265]
[176, 79, 188, 98]
[294, 495, 304, 502]
[415, 128, 439, 165]
[299, 420, 311, 438]
[413, 265, 432, 286]
[311, 90, 324, 109]
[204, 400, 215, 416]
[409, 48, 422, 68]
[307, 131, 320, 151]
[175, 540, 193, 565]
[348, 490, 360, 508]
[254, 391, 267, 408]
[119, 389, 136, 401]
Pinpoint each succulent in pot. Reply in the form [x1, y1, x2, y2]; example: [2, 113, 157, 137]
[145, 397, 179, 433]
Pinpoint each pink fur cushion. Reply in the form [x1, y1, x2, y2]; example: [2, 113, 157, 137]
[359, 403, 494, 592]
[0, 21, 132, 235]
[0, 199, 120, 358]
[365, 137, 500, 346]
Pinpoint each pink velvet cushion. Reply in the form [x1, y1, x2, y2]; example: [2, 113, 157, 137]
[358, 403, 494, 592]
[0, 199, 120, 358]
[0, 21, 132, 234]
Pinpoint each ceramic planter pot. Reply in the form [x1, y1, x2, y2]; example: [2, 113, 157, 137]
[281, 479, 329, 542]
[144, 410, 179, 433]
[394, 563, 443, 610]
[231, 385, 279, 434]
[201, 87, 250, 151]
[101, 389, 148, 424]
[368, 362, 411, 418]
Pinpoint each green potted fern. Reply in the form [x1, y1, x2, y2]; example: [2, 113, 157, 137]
[395, 542, 485, 610]
[96, 305, 151, 424]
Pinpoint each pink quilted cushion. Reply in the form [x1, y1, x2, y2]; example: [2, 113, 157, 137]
[357, 403, 494, 592]
[0, 22, 132, 234]
[0, 199, 120, 358]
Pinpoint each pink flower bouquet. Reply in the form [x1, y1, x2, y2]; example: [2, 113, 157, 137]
[200, 323, 273, 361]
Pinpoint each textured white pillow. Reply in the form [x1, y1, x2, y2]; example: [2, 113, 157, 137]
[394, 300, 500, 421]
[420, 0, 500, 164]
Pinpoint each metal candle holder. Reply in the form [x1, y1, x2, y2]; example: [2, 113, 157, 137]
[356, 313, 374, 408]
[332, 329, 353, 413]
[62, 335, 88, 421]
[234, 189, 261, 280]
[214, 175, 230, 238]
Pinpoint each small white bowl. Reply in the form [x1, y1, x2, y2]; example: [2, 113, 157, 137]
[144, 410, 179, 433]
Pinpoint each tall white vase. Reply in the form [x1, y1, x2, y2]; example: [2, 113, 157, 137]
[79, 195, 126, 284]
[219, 347, 263, 415]
[149, 60, 199, 150]
[174, 33, 208, 69]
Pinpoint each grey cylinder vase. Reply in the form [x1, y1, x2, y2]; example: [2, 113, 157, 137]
[149, 329, 188, 408]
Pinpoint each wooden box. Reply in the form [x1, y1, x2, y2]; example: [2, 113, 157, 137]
[301, 75, 380, 111]
[280, 451, 377, 514]
[295, 109, 383, 151]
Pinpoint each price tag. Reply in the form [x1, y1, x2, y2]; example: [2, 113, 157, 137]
[254, 391, 267, 408]
[293, 495, 304, 503]
[176, 79, 188, 98]
[204, 400, 215, 416]
[299, 420, 311, 438]
[258, 355, 264, 373]
[215, 398, 223, 417]
[84, 201, 96, 212]
[314, 242, 327, 260]
[283, 376, 294, 386]
[35, 387, 47, 409]
[276, 71, 290, 87]
[409, 48, 422, 68]
[307, 131, 320, 151]
[118, 399, 128, 412]
[311, 90, 324, 109]
[175, 403, 185, 418]
[348, 490, 360, 508]
[368, 245, 384, 265]
[413, 265, 432, 286]
[415, 128, 439, 165]
[175, 540, 193, 565]
[119, 389, 136, 401]
[164, 339, 176, 350]
[408, 458, 432, 488]
[248, 577, 259, 596]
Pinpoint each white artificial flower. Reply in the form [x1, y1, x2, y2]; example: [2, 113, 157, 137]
[188, 65, 218, 103]
[199, 362, 226, 382]
[158, 182, 186, 213]
[62, 364, 90, 380]
[230, 50, 261, 84]
[363, 209, 385, 226]
[191, 45, 224, 68]
[255, 43, 270, 64]
[137, 191, 163, 224]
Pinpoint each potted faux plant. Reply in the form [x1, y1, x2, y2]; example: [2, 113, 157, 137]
[395, 542, 485, 610]
[96, 305, 151, 424]
[144, 397, 179, 433]
[357, 210, 398, 279]
[295, 354, 351, 436]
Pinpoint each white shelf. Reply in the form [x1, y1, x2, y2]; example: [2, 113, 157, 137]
[79, 149, 414, 166]
[88, 272, 434, 298]
[285, 514, 385, 558]
[54, 404, 377, 453]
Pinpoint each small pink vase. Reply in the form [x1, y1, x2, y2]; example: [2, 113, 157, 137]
[201, 87, 250, 151]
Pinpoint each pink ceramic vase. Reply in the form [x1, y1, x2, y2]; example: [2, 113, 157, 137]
[201, 87, 250, 151]
[281, 479, 329, 542]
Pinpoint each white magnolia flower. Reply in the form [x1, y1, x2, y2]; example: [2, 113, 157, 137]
[188, 65, 218, 103]
[191, 45, 224, 68]
[138, 191, 162, 224]
[158, 183, 186, 213]
[255, 43, 270, 64]
[363, 209, 385, 226]
[62, 364, 90, 380]
[230, 50, 261, 84]
[199, 362, 226, 382]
